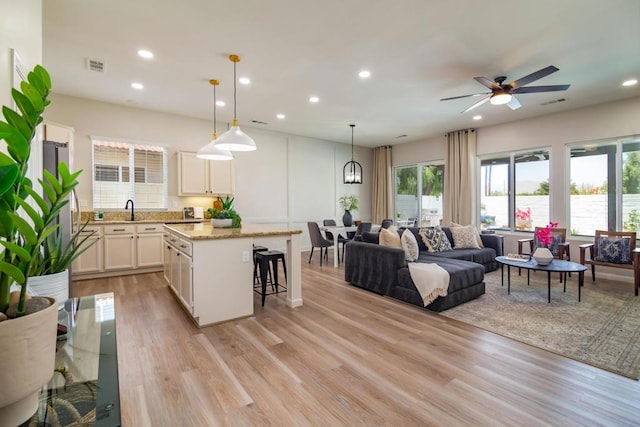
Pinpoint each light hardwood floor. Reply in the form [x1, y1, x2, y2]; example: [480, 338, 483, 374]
[73, 257, 640, 426]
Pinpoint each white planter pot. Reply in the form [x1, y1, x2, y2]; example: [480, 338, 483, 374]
[0, 297, 57, 427]
[533, 247, 554, 266]
[27, 269, 69, 310]
[211, 218, 233, 228]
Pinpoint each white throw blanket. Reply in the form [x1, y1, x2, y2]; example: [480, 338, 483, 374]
[408, 263, 450, 306]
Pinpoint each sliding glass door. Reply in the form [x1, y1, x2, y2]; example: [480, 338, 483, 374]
[395, 164, 444, 227]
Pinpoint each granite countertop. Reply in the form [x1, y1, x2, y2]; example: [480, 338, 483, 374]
[87, 219, 205, 225]
[164, 223, 303, 240]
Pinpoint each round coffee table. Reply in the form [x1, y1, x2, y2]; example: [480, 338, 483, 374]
[496, 256, 587, 303]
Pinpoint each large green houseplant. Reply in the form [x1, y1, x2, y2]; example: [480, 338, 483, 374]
[0, 64, 93, 425]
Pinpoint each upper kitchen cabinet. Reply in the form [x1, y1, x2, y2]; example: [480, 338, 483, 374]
[43, 121, 74, 143]
[178, 151, 234, 196]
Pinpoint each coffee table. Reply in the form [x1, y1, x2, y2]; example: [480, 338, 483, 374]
[496, 256, 587, 303]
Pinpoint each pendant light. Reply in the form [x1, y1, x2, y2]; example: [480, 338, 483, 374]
[343, 124, 362, 184]
[214, 54, 257, 151]
[197, 79, 233, 160]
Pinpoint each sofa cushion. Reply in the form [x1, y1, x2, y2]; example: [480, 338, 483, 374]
[450, 224, 481, 249]
[595, 236, 632, 264]
[419, 226, 452, 252]
[380, 226, 402, 249]
[362, 231, 380, 244]
[401, 229, 419, 261]
[397, 256, 484, 295]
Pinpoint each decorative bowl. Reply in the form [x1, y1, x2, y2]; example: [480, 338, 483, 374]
[211, 219, 233, 228]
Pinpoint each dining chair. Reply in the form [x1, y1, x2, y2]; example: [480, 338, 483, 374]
[323, 219, 349, 263]
[307, 222, 334, 266]
[349, 222, 372, 241]
[381, 219, 393, 229]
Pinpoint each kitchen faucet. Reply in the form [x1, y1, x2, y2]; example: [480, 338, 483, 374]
[125, 199, 135, 221]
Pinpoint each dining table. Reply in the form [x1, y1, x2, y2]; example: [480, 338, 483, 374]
[320, 224, 379, 267]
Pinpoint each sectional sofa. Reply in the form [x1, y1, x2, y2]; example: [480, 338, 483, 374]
[344, 226, 503, 311]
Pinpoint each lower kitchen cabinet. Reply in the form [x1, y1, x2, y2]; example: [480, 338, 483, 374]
[72, 226, 103, 274]
[165, 234, 193, 314]
[136, 224, 164, 268]
[103, 225, 136, 271]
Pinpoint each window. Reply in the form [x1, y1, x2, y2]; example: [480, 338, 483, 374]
[395, 163, 444, 227]
[92, 138, 167, 210]
[569, 137, 640, 235]
[480, 150, 550, 231]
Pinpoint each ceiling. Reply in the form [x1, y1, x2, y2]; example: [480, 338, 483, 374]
[42, 0, 640, 148]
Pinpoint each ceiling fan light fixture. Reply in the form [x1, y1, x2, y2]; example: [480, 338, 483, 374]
[490, 91, 512, 105]
[215, 55, 257, 152]
[197, 79, 233, 161]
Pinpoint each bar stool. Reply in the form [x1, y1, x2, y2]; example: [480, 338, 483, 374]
[253, 245, 270, 285]
[254, 250, 288, 306]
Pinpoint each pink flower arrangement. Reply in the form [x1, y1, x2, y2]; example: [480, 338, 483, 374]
[516, 207, 532, 221]
[536, 221, 559, 246]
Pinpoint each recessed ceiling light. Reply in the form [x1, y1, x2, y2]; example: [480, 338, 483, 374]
[137, 49, 153, 59]
[131, 82, 144, 90]
[358, 70, 371, 78]
[473, 115, 482, 120]
[276, 114, 285, 119]
[309, 96, 319, 103]
[216, 101, 225, 107]
[239, 77, 250, 85]
[622, 79, 638, 86]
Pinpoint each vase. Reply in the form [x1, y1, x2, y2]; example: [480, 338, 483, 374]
[27, 270, 69, 310]
[211, 218, 233, 228]
[342, 210, 353, 227]
[0, 297, 57, 427]
[533, 247, 554, 265]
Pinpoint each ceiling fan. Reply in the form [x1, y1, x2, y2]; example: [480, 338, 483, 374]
[441, 65, 570, 113]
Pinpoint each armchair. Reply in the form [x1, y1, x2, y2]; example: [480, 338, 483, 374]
[579, 230, 639, 296]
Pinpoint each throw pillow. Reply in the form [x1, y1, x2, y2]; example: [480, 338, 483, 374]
[534, 234, 563, 257]
[380, 226, 402, 249]
[401, 229, 419, 261]
[595, 236, 632, 264]
[419, 226, 452, 252]
[450, 224, 481, 249]
[450, 222, 484, 248]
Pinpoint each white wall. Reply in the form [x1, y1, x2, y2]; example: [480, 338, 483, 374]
[44, 93, 373, 250]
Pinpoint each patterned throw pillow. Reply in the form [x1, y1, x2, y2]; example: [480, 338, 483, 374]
[380, 225, 402, 249]
[595, 236, 632, 264]
[450, 222, 483, 248]
[535, 234, 563, 257]
[401, 229, 419, 261]
[419, 226, 452, 252]
[450, 224, 481, 249]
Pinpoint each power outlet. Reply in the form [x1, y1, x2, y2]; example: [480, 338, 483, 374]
[241, 250, 250, 262]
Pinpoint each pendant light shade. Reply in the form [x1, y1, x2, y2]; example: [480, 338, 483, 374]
[343, 124, 362, 184]
[215, 55, 257, 152]
[197, 79, 233, 161]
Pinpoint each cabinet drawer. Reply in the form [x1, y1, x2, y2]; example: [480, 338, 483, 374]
[104, 225, 135, 235]
[165, 233, 180, 247]
[176, 238, 192, 256]
[136, 224, 163, 234]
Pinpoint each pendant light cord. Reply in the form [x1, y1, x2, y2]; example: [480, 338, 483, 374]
[213, 83, 217, 136]
[350, 124, 355, 161]
[233, 60, 237, 121]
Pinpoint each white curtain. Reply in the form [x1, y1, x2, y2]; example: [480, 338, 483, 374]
[444, 130, 477, 225]
[372, 145, 393, 224]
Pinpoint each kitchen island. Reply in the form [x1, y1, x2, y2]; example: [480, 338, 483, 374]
[163, 223, 302, 326]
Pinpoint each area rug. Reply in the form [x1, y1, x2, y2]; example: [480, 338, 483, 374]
[439, 269, 640, 379]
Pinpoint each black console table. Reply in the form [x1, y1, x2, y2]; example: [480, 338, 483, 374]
[24, 293, 120, 426]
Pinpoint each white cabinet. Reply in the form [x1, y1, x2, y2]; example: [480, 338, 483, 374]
[72, 226, 103, 274]
[136, 224, 164, 268]
[177, 151, 233, 196]
[163, 235, 172, 283]
[103, 225, 136, 271]
[164, 232, 193, 314]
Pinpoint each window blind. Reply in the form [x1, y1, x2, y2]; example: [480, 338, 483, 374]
[92, 138, 167, 210]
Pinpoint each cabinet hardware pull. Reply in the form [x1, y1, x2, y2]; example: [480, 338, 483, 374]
[180, 244, 187, 248]
[145, 227, 156, 230]
[113, 228, 125, 231]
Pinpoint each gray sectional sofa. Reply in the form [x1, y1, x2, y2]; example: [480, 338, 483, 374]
[344, 226, 503, 312]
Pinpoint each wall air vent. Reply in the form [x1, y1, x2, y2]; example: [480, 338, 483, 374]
[85, 59, 106, 73]
[540, 98, 566, 106]
[395, 134, 407, 139]
[250, 120, 268, 125]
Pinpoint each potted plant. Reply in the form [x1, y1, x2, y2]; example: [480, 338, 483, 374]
[207, 195, 242, 228]
[338, 194, 359, 226]
[0, 64, 94, 425]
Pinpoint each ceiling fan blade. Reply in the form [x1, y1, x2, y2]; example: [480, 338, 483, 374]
[508, 65, 559, 89]
[507, 96, 521, 110]
[512, 84, 570, 93]
[474, 76, 500, 90]
[440, 92, 490, 101]
[461, 95, 491, 113]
